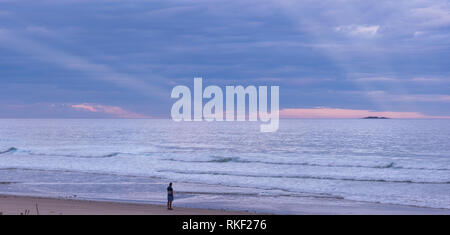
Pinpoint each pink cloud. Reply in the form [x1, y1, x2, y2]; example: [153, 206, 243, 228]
[71, 104, 98, 112]
[71, 103, 149, 119]
[279, 108, 450, 119]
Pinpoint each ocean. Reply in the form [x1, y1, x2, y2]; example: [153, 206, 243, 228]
[0, 119, 449, 213]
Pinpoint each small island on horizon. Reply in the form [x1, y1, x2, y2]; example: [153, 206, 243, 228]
[362, 116, 390, 119]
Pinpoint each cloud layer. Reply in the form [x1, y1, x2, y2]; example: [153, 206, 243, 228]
[0, 0, 449, 118]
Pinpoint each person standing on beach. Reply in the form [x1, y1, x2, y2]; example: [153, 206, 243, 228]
[167, 182, 174, 210]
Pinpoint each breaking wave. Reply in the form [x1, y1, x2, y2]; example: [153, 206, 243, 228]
[0, 147, 17, 155]
[157, 169, 450, 185]
[163, 157, 450, 171]
[0, 147, 120, 159]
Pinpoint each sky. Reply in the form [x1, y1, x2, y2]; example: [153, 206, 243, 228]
[0, 0, 449, 118]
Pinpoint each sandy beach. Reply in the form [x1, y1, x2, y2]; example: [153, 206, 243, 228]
[1, 194, 449, 215]
[0, 194, 254, 215]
